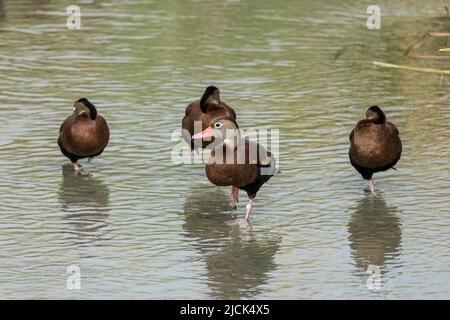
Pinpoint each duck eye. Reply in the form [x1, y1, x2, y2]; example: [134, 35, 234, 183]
[214, 122, 222, 128]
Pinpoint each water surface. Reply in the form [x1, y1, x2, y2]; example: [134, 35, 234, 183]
[0, 0, 449, 299]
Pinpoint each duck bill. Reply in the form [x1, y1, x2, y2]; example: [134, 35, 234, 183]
[192, 127, 214, 140]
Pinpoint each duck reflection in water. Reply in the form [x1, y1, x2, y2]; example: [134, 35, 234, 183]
[58, 164, 110, 245]
[183, 187, 281, 299]
[347, 195, 402, 278]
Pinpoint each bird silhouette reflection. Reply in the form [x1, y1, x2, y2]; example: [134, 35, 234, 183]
[58, 164, 110, 245]
[348, 195, 402, 274]
[182, 187, 281, 299]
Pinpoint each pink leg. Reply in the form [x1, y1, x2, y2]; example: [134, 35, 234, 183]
[233, 187, 239, 203]
[230, 188, 236, 209]
[368, 179, 375, 193]
[73, 162, 80, 175]
[230, 186, 239, 209]
[245, 199, 253, 221]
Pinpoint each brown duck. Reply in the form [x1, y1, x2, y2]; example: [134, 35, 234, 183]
[192, 117, 277, 221]
[349, 106, 402, 193]
[58, 98, 110, 173]
[182, 86, 236, 150]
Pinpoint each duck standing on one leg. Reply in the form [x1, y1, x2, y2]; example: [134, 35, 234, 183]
[192, 116, 277, 221]
[349, 106, 402, 193]
[58, 98, 110, 174]
[182, 86, 237, 151]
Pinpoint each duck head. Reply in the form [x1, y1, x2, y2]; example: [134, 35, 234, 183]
[73, 98, 97, 120]
[200, 86, 221, 112]
[192, 117, 240, 150]
[365, 105, 386, 124]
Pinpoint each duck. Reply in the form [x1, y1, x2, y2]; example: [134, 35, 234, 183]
[349, 106, 402, 193]
[182, 86, 237, 150]
[58, 98, 110, 173]
[192, 116, 277, 221]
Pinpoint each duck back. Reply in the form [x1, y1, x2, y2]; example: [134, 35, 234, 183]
[349, 120, 401, 178]
[58, 115, 109, 161]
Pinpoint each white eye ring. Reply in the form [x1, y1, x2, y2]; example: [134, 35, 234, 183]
[73, 107, 76, 112]
[214, 122, 222, 128]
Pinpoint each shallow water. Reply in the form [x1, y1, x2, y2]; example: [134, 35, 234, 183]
[0, 0, 449, 299]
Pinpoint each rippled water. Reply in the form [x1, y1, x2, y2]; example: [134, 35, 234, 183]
[0, 0, 449, 299]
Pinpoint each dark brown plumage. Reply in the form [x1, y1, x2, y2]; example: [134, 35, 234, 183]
[58, 98, 109, 173]
[192, 117, 277, 221]
[349, 106, 402, 192]
[182, 86, 237, 150]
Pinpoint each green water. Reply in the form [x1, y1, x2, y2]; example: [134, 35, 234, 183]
[0, 0, 449, 299]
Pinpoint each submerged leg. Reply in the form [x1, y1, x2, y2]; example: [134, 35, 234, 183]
[245, 199, 253, 221]
[368, 179, 375, 193]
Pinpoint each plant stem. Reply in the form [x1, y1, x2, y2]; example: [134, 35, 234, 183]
[372, 61, 450, 75]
